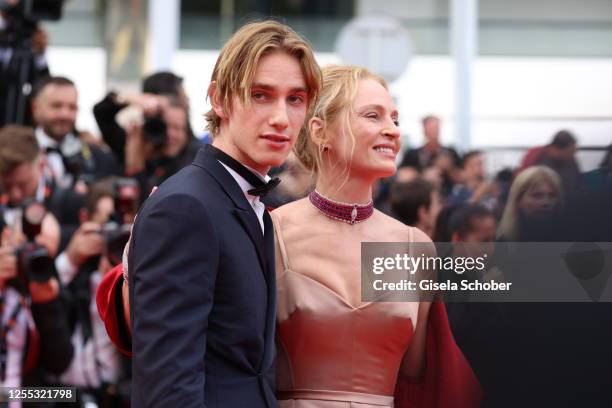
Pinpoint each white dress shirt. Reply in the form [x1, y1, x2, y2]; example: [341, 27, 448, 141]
[35, 128, 82, 188]
[219, 162, 270, 234]
[35, 128, 68, 186]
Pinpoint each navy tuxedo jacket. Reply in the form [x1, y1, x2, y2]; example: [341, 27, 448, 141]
[128, 146, 277, 408]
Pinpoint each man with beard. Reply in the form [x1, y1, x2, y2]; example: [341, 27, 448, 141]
[32, 76, 118, 189]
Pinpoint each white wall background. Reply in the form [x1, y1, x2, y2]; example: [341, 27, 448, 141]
[357, 0, 612, 22]
[46, 47, 107, 133]
[48, 47, 612, 172]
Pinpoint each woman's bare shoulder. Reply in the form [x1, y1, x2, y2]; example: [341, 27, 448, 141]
[371, 210, 433, 243]
[271, 197, 311, 224]
[371, 210, 410, 238]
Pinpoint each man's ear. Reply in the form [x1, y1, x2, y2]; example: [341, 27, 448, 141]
[451, 232, 461, 243]
[208, 81, 227, 119]
[309, 117, 326, 147]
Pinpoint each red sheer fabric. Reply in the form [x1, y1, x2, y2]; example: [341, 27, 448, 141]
[395, 302, 482, 408]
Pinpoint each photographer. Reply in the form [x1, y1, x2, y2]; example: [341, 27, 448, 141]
[31, 76, 119, 190]
[0, 125, 83, 250]
[49, 178, 134, 407]
[93, 72, 200, 185]
[119, 96, 200, 202]
[0, 201, 73, 407]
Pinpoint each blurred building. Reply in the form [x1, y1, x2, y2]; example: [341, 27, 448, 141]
[43, 0, 612, 170]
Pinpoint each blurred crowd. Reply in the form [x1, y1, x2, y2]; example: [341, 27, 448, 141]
[1, 36, 205, 404]
[1, 20, 612, 408]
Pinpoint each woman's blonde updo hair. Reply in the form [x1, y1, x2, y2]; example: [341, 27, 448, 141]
[293, 65, 387, 174]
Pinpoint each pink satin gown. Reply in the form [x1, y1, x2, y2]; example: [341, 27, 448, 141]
[273, 213, 479, 408]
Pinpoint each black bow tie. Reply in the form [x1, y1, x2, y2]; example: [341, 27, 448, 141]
[207, 145, 280, 198]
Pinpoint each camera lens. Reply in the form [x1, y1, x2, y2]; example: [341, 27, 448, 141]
[22, 200, 46, 241]
[143, 113, 167, 146]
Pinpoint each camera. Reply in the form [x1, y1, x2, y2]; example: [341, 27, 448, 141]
[59, 135, 96, 183]
[143, 111, 167, 147]
[115, 102, 168, 147]
[60, 135, 83, 171]
[14, 200, 54, 287]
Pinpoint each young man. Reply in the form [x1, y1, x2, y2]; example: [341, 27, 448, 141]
[124, 21, 320, 408]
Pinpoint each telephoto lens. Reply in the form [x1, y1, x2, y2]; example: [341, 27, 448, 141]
[16, 200, 54, 283]
[21, 199, 46, 241]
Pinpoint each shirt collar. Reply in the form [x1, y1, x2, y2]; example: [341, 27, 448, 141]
[35, 127, 59, 149]
[219, 161, 271, 201]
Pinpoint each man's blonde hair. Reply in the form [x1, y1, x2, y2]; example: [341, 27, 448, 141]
[204, 20, 321, 138]
[294, 65, 387, 174]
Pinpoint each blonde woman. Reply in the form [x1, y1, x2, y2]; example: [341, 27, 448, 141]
[498, 166, 563, 241]
[273, 65, 480, 408]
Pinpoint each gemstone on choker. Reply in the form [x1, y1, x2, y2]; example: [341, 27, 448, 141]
[308, 189, 374, 225]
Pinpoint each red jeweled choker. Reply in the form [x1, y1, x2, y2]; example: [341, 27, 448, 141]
[308, 190, 374, 225]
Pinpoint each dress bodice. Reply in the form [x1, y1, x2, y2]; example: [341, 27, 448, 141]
[273, 212, 420, 405]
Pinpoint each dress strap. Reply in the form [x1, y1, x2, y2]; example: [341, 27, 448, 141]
[271, 212, 291, 271]
[408, 226, 415, 258]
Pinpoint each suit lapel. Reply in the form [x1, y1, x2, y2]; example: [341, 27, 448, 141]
[193, 146, 277, 372]
[261, 210, 276, 369]
[192, 146, 267, 276]
[233, 208, 267, 276]
[263, 211, 275, 283]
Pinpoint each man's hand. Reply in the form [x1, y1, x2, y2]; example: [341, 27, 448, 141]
[66, 222, 105, 267]
[29, 278, 60, 303]
[124, 123, 148, 175]
[117, 93, 168, 117]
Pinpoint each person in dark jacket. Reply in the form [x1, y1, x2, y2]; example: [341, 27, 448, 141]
[31, 76, 119, 189]
[93, 71, 195, 166]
